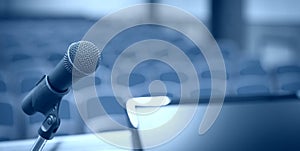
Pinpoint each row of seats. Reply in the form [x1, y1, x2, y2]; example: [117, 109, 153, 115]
[3, 50, 299, 95]
[1, 53, 299, 141]
[2, 60, 299, 99]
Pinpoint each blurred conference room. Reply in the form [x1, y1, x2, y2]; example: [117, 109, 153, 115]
[0, 0, 300, 151]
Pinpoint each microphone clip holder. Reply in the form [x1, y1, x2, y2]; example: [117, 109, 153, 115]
[31, 103, 61, 151]
[38, 103, 61, 140]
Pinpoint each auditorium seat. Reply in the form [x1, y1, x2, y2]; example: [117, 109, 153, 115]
[276, 65, 300, 93]
[191, 46, 229, 98]
[159, 71, 188, 99]
[8, 53, 37, 71]
[0, 101, 16, 141]
[235, 59, 271, 95]
[201, 69, 228, 97]
[18, 70, 44, 95]
[117, 73, 146, 88]
[127, 62, 156, 98]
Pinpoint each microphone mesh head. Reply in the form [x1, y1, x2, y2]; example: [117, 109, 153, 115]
[64, 41, 101, 77]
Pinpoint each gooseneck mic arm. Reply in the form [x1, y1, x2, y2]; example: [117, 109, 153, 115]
[21, 41, 101, 151]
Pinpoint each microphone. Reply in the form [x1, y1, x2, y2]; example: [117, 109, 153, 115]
[22, 41, 101, 115]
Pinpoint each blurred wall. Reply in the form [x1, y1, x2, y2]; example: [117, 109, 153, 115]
[244, 0, 300, 67]
[0, 0, 210, 21]
[245, 0, 300, 24]
[0, 0, 143, 18]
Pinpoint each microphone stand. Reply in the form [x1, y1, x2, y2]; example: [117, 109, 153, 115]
[31, 103, 61, 151]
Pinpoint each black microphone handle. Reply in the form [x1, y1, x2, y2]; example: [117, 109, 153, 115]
[22, 75, 69, 115]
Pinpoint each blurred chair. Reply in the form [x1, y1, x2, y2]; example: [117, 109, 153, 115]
[190, 41, 230, 98]
[190, 69, 227, 99]
[20, 72, 42, 94]
[8, 52, 42, 72]
[159, 71, 188, 100]
[124, 62, 157, 98]
[82, 96, 143, 150]
[203, 70, 227, 95]
[117, 73, 146, 88]
[118, 72, 148, 98]
[276, 65, 300, 94]
[235, 60, 271, 95]
[0, 100, 17, 141]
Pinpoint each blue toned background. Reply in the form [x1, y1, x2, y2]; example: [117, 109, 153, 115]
[0, 0, 300, 150]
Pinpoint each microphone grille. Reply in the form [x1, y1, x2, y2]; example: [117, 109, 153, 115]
[64, 41, 101, 77]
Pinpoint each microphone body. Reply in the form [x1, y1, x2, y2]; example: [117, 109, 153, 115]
[48, 59, 73, 93]
[22, 41, 101, 115]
